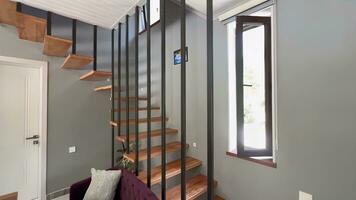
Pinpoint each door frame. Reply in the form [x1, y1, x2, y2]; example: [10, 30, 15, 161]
[0, 56, 48, 200]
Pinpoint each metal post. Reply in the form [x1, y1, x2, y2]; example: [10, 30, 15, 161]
[207, 0, 214, 199]
[72, 19, 77, 54]
[117, 23, 122, 137]
[180, 0, 186, 199]
[111, 29, 115, 167]
[160, 0, 166, 199]
[125, 15, 130, 153]
[146, 0, 152, 188]
[16, 2, 22, 12]
[46, 12, 52, 36]
[134, 6, 140, 176]
[93, 25, 97, 71]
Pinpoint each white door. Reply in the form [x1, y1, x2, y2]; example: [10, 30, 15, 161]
[0, 63, 41, 200]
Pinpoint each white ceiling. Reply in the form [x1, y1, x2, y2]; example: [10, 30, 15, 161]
[187, 0, 245, 17]
[16, 0, 143, 29]
[15, 0, 244, 29]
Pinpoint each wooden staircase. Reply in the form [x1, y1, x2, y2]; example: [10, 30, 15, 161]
[112, 105, 224, 199]
[0, 0, 111, 85]
[0, 0, 224, 199]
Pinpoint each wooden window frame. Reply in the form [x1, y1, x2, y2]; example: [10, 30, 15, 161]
[235, 16, 273, 157]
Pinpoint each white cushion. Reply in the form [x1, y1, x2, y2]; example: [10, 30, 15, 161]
[83, 168, 121, 200]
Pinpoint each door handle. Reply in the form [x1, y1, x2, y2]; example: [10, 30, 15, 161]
[26, 135, 39, 140]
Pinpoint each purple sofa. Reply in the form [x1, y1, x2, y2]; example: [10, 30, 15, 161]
[69, 168, 158, 200]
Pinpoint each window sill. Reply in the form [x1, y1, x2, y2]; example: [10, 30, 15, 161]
[226, 149, 277, 168]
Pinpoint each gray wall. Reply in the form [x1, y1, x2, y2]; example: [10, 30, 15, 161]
[2, 0, 356, 199]
[210, 0, 356, 200]
[0, 10, 113, 193]
[146, 0, 356, 200]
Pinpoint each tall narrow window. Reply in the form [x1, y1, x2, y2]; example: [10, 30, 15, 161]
[228, 6, 275, 163]
[236, 16, 272, 157]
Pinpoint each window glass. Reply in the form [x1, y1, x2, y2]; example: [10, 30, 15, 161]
[242, 24, 266, 150]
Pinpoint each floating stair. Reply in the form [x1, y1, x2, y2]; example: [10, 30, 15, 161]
[116, 128, 178, 143]
[43, 35, 72, 57]
[165, 174, 218, 200]
[94, 85, 121, 92]
[123, 141, 186, 162]
[113, 106, 160, 112]
[0, 0, 18, 26]
[61, 54, 94, 69]
[16, 13, 46, 42]
[94, 85, 112, 92]
[80, 70, 112, 81]
[138, 157, 202, 185]
[110, 116, 167, 127]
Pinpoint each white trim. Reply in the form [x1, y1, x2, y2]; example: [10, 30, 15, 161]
[218, 0, 268, 21]
[0, 56, 48, 200]
[271, 4, 278, 162]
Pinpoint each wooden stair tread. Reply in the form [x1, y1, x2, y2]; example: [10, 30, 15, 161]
[138, 157, 202, 185]
[43, 35, 72, 57]
[110, 116, 167, 127]
[61, 54, 94, 69]
[0, 0, 18, 26]
[124, 141, 186, 162]
[80, 70, 112, 81]
[16, 13, 46, 42]
[94, 85, 121, 92]
[94, 85, 112, 92]
[116, 128, 178, 142]
[113, 106, 160, 112]
[165, 174, 217, 200]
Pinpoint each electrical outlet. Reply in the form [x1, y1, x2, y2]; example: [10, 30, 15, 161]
[69, 146, 76, 153]
[299, 191, 312, 200]
[192, 142, 197, 148]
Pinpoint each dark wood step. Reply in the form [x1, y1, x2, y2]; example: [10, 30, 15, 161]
[116, 128, 178, 143]
[123, 141, 186, 162]
[138, 157, 202, 186]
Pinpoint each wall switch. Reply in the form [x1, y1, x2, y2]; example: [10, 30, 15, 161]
[299, 191, 312, 200]
[69, 146, 76, 153]
[192, 142, 197, 148]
